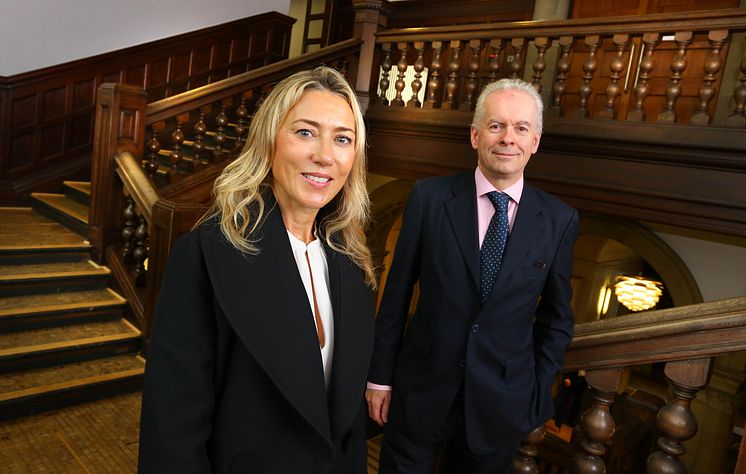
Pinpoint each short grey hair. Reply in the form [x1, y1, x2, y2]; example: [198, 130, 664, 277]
[472, 79, 543, 134]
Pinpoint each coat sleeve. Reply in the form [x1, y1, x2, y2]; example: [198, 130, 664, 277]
[533, 208, 579, 396]
[138, 232, 216, 473]
[368, 181, 425, 386]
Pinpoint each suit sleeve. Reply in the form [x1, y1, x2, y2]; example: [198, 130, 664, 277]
[368, 182, 425, 386]
[533, 208, 579, 395]
[138, 232, 216, 473]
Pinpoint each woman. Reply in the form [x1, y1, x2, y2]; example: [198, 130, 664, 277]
[138, 66, 376, 473]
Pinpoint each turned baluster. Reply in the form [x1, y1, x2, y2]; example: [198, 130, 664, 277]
[423, 41, 443, 109]
[133, 214, 149, 286]
[574, 35, 600, 118]
[627, 33, 660, 122]
[214, 103, 229, 159]
[647, 358, 712, 474]
[548, 36, 573, 116]
[392, 42, 409, 106]
[486, 39, 504, 84]
[531, 37, 551, 93]
[144, 126, 161, 177]
[233, 97, 250, 153]
[691, 30, 728, 125]
[408, 42, 425, 108]
[658, 31, 693, 124]
[571, 367, 622, 474]
[725, 45, 746, 128]
[509, 38, 526, 79]
[378, 42, 393, 106]
[460, 39, 482, 111]
[598, 34, 630, 119]
[169, 120, 185, 175]
[511, 425, 545, 474]
[121, 195, 136, 262]
[193, 111, 208, 165]
[443, 41, 462, 110]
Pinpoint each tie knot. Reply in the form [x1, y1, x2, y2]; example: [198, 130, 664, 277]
[487, 191, 510, 213]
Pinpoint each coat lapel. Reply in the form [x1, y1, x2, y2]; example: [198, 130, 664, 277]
[493, 185, 544, 290]
[200, 203, 332, 443]
[445, 173, 480, 289]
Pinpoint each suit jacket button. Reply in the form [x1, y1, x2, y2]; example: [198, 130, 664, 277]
[471, 324, 479, 333]
[458, 359, 465, 368]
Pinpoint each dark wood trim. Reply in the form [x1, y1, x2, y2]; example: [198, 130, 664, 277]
[0, 12, 295, 205]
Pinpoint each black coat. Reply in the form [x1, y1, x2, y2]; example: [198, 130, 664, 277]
[369, 172, 578, 456]
[139, 203, 375, 473]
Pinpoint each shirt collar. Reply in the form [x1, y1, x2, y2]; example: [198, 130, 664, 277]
[474, 167, 523, 204]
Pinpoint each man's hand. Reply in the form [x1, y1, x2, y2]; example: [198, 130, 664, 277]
[365, 388, 391, 426]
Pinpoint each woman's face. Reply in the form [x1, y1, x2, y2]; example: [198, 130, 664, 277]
[271, 89, 356, 221]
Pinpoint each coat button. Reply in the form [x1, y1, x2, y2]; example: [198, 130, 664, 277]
[458, 359, 465, 368]
[471, 324, 479, 333]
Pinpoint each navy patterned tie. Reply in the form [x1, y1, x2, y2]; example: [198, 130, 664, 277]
[480, 191, 510, 304]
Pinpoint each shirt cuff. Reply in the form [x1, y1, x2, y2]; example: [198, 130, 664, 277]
[366, 382, 392, 391]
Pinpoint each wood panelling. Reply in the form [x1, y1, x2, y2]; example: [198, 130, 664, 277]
[0, 12, 294, 205]
[365, 107, 746, 238]
[386, 0, 534, 28]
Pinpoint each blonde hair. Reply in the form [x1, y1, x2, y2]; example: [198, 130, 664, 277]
[199, 66, 375, 287]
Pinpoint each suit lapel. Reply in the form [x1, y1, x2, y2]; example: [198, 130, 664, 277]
[445, 173, 480, 289]
[493, 185, 544, 290]
[201, 203, 332, 443]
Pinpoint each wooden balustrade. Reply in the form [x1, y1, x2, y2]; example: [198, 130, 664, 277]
[370, 9, 746, 126]
[89, 39, 363, 336]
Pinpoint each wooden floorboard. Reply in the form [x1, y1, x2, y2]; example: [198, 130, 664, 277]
[0, 390, 385, 473]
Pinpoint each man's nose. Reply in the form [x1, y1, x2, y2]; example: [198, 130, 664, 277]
[499, 128, 515, 146]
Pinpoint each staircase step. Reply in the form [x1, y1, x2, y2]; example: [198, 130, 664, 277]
[0, 288, 126, 329]
[30, 193, 89, 235]
[0, 317, 140, 373]
[0, 260, 110, 295]
[0, 354, 144, 420]
[0, 208, 91, 263]
[63, 180, 91, 205]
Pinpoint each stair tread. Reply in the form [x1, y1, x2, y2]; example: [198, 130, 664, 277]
[0, 318, 139, 354]
[63, 181, 91, 196]
[0, 288, 125, 317]
[0, 354, 144, 399]
[0, 260, 109, 281]
[31, 193, 89, 225]
[0, 208, 89, 250]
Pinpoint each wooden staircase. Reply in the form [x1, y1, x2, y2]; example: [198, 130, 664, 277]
[0, 181, 144, 420]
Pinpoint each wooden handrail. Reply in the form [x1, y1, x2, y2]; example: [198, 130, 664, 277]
[374, 8, 746, 42]
[565, 296, 746, 370]
[146, 38, 363, 123]
[114, 151, 160, 224]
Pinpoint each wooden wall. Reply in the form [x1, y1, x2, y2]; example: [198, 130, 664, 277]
[0, 12, 294, 205]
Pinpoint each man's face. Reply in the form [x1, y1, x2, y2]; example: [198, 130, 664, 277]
[470, 89, 541, 188]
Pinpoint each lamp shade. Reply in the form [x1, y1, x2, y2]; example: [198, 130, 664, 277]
[614, 275, 663, 312]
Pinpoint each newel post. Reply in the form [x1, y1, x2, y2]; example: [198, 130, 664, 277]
[351, 0, 389, 111]
[89, 83, 148, 262]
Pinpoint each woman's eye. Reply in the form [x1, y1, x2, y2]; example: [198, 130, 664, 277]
[336, 135, 353, 145]
[296, 129, 314, 138]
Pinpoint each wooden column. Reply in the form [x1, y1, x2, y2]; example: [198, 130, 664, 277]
[511, 425, 546, 473]
[647, 358, 712, 474]
[89, 83, 148, 263]
[352, 0, 388, 111]
[571, 367, 622, 474]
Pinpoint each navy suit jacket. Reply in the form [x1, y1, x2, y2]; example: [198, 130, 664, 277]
[139, 202, 374, 473]
[369, 172, 578, 455]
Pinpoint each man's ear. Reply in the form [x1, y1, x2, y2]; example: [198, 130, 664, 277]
[470, 127, 479, 150]
[532, 132, 541, 154]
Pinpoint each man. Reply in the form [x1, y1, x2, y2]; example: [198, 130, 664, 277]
[366, 78, 578, 473]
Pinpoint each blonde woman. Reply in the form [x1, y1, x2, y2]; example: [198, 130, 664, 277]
[139, 66, 376, 473]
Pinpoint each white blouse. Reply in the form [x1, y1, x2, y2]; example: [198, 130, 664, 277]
[286, 231, 334, 389]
